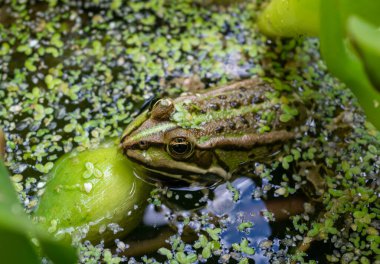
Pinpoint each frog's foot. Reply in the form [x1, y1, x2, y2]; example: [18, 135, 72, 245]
[326, 111, 355, 138]
[297, 161, 329, 202]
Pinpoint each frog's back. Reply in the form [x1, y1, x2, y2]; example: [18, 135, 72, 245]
[170, 78, 305, 149]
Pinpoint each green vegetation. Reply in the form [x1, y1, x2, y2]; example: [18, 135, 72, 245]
[0, 0, 378, 263]
[259, 0, 380, 129]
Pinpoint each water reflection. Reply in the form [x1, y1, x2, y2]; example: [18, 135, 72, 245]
[141, 177, 277, 263]
[206, 177, 273, 264]
[143, 203, 170, 227]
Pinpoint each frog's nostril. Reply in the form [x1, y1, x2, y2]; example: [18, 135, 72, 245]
[138, 141, 149, 150]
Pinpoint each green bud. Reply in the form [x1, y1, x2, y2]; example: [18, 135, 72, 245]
[34, 141, 152, 244]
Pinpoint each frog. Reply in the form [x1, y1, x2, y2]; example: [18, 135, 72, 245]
[119, 78, 333, 257]
[120, 78, 311, 187]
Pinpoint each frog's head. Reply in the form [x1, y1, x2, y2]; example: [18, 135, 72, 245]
[120, 98, 228, 185]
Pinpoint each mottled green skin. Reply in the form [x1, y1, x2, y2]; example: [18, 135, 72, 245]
[121, 78, 305, 183]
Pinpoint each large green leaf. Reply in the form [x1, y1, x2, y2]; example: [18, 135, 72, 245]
[0, 162, 40, 264]
[0, 228, 40, 264]
[0, 158, 22, 207]
[0, 161, 78, 263]
[348, 16, 380, 91]
[258, 0, 380, 128]
[320, 0, 380, 128]
[38, 235, 78, 264]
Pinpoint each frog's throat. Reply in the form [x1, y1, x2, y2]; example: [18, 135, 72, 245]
[125, 149, 230, 183]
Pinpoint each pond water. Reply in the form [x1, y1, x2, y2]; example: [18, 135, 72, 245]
[0, 1, 379, 263]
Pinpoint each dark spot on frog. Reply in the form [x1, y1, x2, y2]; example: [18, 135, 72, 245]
[239, 87, 247, 92]
[228, 120, 236, 130]
[215, 126, 224, 133]
[208, 103, 220, 111]
[238, 115, 249, 126]
[230, 101, 240, 108]
[218, 95, 227, 100]
[252, 96, 264, 104]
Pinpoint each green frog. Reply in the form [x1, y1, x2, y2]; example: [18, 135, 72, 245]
[120, 78, 309, 186]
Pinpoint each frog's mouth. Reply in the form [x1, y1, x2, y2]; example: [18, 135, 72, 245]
[125, 149, 227, 185]
[134, 165, 223, 187]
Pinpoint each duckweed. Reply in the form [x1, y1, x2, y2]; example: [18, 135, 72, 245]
[0, 0, 379, 263]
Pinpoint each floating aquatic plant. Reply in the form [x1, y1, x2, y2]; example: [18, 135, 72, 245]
[0, 1, 379, 263]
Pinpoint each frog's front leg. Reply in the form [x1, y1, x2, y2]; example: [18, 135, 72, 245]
[297, 161, 329, 202]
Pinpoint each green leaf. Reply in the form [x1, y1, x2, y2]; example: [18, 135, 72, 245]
[259, 0, 380, 129]
[0, 42, 10, 56]
[239, 258, 249, 264]
[25, 58, 37, 72]
[307, 223, 321, 237]
[202, 245, 211, 259]
[0, 160, 21, 206]
[348, 16, 380, 90]
[279, 113, 293, 123]
[186, 254, 197, 263]
[0, 226, 40, 264]
[240, 238, 255, 255]
[206, 227, 222, 241]
[238, 221, 254, 232]
[158, 248, 173, 259]
[320, 0, 380, 129]
[0, 163, 40, 263]
[175, 251, 187, 263]
[39, 238, 78, 264]
[51, 33, 64, 48]
[0, 161, 78, 263]
[111, 0, 122, 10]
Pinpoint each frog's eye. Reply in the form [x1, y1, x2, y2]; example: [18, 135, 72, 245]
[167, 137, 194, 159]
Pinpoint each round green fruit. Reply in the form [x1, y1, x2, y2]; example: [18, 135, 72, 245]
[34, 141, 152, 244]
